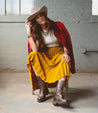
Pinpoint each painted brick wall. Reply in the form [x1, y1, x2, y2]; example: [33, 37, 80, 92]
[0, 0, 98, 72]
[34, 0, 92, 24]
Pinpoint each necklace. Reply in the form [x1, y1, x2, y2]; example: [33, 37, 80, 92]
[42, 29, 49, 36]
[43, 29, 47, 34]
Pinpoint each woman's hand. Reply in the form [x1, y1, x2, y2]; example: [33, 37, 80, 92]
[25, 20, 31, 35]
[62, 52, 70, 63]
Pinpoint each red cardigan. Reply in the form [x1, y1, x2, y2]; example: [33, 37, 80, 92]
[54, 21, 76, 73]
[28, 21, 76, 90]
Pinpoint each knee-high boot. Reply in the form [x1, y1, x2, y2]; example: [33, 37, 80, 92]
[53, 79, 70, 107]
[36, 76, 49, 102]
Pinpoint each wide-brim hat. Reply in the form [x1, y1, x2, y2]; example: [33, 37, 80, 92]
[27, 6, 47, 21]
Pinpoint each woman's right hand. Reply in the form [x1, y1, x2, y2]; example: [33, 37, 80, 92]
[25, 20, 31, 35]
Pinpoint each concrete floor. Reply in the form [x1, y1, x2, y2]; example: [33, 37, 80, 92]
[0, 72, 98, 113]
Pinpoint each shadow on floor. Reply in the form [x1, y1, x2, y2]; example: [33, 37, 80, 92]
[64, 87, 96, 103]
[41, 87, 96, 103]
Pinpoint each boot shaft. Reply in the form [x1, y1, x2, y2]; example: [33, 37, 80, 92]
[56, 79, 65, 98]
[36, 76, 49, 95]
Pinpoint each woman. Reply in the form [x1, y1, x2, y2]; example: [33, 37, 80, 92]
[25, 6, 76, 107]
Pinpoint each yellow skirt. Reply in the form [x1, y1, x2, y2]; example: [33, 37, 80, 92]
[27, 47, 72, 84]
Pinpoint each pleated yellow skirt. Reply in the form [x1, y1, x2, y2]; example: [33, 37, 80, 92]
[27, 47, 72, 84]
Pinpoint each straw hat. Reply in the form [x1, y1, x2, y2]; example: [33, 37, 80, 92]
[27, 6, 47, 21]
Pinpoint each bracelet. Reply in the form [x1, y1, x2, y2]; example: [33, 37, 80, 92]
[28, 35, 32, 38]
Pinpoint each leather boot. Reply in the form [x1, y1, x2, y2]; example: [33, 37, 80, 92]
[36, 76, 49, 102]
[53, 79, 70, 107]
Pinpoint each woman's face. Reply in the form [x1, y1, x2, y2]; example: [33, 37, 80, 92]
[35, 13, 46, 25]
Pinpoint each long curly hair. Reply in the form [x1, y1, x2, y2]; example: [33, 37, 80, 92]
[30, 13, 60, 52]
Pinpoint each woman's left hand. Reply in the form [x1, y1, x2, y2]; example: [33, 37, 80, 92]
[62, 52, 70, 63]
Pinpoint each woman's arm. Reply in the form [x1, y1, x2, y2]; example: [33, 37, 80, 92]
[25, 20, 39, 51]
[63, 46, 69, 54]
[28, 37, 39, 51]
[62, 46, 70, 63]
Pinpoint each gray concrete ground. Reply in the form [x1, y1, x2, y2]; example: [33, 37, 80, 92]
[0, 72, 98, 113]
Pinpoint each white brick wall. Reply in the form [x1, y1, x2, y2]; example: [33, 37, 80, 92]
[0, 0, 98, 72]
[34, 0, 92, 23]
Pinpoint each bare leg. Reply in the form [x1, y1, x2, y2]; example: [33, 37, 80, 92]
[59, 76, 67, 81]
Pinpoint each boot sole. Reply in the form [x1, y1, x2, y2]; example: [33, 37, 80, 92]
[37, 92, 49, 102]
[37, 97, 46, 102]
[53, 100, 70, 107]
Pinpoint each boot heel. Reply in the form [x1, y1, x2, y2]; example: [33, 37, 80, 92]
[53, 96, 59, 106]
[53, 100, 59, 106]
[45, 89, 49, 95]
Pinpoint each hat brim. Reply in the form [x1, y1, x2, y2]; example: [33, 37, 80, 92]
[27, 6, 47, 21]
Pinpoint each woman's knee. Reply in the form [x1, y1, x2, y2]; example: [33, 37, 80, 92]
[59, 76, 67, 81]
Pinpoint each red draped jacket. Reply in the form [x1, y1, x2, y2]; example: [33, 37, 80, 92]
[28, 21, 76, 90]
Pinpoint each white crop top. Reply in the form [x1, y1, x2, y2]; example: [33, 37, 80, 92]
[41, 30, 60, 47]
